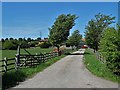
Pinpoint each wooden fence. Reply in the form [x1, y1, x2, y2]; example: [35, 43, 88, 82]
[0, 52, 58, 74]
[89, 49, 106, 63]
[95, 51, 106, 63]
[0, 57, 15, 73]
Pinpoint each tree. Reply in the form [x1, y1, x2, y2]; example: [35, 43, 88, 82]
[0, 41, 2, 50]
[49, 14, 78, 52]
[3, 41, 18, 50]
[36, 37, 41, 41]
[1, 38, 5, 42]
[5, 38, 8, 41]
[39, 42, 52, 48]
[27, 37, 32, 42]
[20, 41, 30, 48]
[85, 13, 115, 52]
[99, 27, 120, 74]
[18, 38, 23, 41]
[67, 30, 82, 49]
[9, 38, 14, 41]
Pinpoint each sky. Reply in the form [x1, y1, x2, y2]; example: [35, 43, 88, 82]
[2, 2, 118, 39]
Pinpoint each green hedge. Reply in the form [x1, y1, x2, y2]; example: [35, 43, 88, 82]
[100, 27, 120, 75]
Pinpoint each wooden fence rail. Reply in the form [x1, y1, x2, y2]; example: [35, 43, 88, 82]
[89, 49, 106, 63]
[0, 52, 58, 74]
[0, 57, 15, 73]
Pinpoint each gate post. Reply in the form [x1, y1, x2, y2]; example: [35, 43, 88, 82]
[17, 46, 20, 64]
[15, 46, 21, 70]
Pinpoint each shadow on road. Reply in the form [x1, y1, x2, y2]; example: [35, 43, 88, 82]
[69, 53, 84, 55]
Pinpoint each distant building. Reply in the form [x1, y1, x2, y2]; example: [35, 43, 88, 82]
[81, 38, 85, 42]
[38, 38, 48, 45]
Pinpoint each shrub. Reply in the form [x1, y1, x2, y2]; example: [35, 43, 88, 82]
[100, 27, 120, 75]
[20, 41, 30, 48]
[3, 41, 18, 50]
[29, 42, 36, 47]
[39, 42, 51, 48]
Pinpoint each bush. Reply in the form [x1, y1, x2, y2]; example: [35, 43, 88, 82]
[29, 42, 36, 47]
[39, 42, 51, 48]
[20, 41, 30, 48]
[100, 27, 120, 75]
[3, 41, 18, 50]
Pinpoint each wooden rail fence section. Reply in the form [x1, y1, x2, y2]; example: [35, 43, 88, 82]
[89, 48, 106, 63]
[95, 51, 106, 63]
[0, 52, 58, 73]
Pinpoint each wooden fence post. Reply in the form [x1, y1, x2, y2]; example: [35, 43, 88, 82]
[42, 54, 45, 62]
[17, 46, 20, 64]
[15, 54, 20, 70]
[15, 56, 17, 70]
[4, 57, 7, 73]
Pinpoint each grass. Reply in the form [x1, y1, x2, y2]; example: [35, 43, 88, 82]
[0, 47, 54, 73]
[84, 49, 119, 83]
[2, 54, 66, 89]
[0, 50, 2, 59]
[1, 47, 54, 59]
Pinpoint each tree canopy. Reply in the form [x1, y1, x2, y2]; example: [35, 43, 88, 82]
[49, 14, 78, 51]
[67, 30, 82, 49]
[85, 13, 115, 52]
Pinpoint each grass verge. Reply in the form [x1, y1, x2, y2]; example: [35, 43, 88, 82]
[84, 49, 119, 83]
[2, 55, 66, 89]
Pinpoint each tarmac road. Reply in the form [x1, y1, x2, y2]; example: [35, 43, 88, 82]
[14, 49, 118, 88]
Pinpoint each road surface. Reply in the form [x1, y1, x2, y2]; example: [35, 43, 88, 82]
[14, 49, 118, 88]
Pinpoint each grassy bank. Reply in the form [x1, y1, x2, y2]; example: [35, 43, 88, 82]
[84, 49, 119, 82]
[2, 55, 66, 89]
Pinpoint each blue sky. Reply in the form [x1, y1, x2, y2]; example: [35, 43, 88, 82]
[2, 2, 118, 39]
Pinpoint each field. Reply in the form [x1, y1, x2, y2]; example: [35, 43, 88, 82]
[0, 50, 2, 59]
[1, 47, 54, 59]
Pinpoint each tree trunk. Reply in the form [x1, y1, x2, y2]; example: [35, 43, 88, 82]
[72, 46, 74, 50]
[57, 46, 59, 52]
[94, 49, 96, 53]
[57, 46, 61, 56]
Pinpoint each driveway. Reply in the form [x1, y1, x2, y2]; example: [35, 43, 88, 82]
[14, 49, 118, 88]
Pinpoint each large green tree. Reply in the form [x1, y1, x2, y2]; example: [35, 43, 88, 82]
[85, 13, 115, 52]
[49, 14, 78, 51]
[67, 30, 82, 49]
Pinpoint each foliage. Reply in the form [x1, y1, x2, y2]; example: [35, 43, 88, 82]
[3, 40, 18, 50]
[29, 41, 36, 47]
[27, 38, 32, 42]
[2, 47, 54, 59]
[67, 30, 82, 49]
[85, 13, 115, 51]
[99, 27, 120, 75]
[36, 37, 41, 41]
[1, 38, 5, 42]
[0, 41, 2, 50]
[39, 42, 52, 48]
[49, 14, 78, 51]
[1, 38, 40, 50]
[18, 38, 23, 41]
[20, 41, 30, 48]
